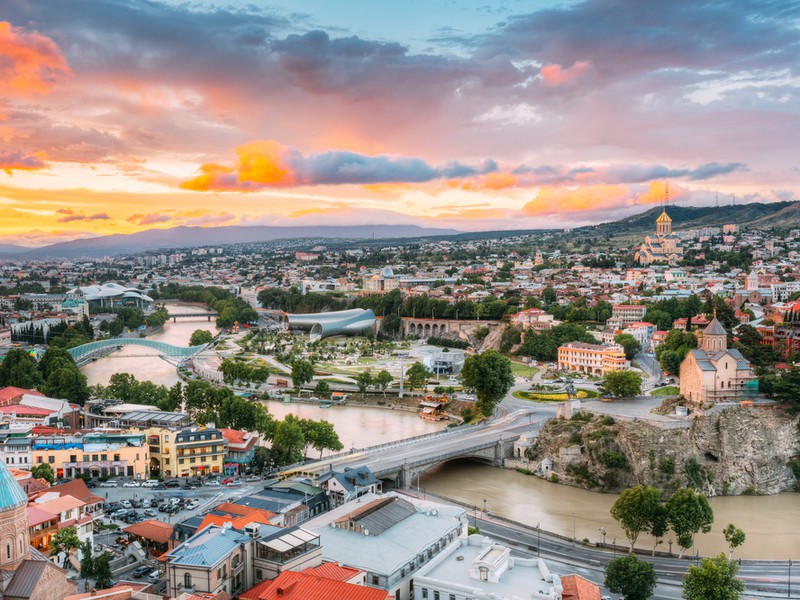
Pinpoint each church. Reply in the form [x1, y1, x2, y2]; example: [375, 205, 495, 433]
[679, 316, 757, 405]
[0, 462, 76, 600]
[635, 209, 684, 265]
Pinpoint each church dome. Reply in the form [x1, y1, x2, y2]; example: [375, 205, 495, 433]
[0, 462, 28, 510]
[656, 210, 672, 223]
[380, 266, 394, 278]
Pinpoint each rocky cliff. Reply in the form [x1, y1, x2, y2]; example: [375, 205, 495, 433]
[528, 406, 800, 496]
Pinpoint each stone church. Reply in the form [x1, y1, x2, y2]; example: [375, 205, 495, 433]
[635, 209, 684, 265]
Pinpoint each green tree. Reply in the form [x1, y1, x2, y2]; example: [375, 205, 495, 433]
[460, 349, 515, 416]
[43, 367, 90, 404]
[375, 369, 393, 396]
[305, 419, 343, 458]
[272, 417, 306, 465]
[667, 488, 714, 557]
[252, 445, 271, 473]
[602, 370, 642, 397]
[0, 348, 43, 389]
[604, 554, 657, 600]
[682, 553, 745, 600]
[32, 462, 55, 483]
[614, 333, 642, 360]
[722, 524, 745, 559]
[189, 329, 213, 346]
[314, 379, 331, 397]
[49, 525, 80, 557]
[772, 367, 800, 412]
[356, 371, 373, 397]
[291, 359, 314, 390]
[611, 485, 663, 552]
[38, 346, 78, 380]
[93, 552, 114, 589]
[79, 540, 94, 580]
[406, 362, 431, 392]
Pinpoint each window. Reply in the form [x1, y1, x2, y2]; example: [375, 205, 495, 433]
[92, 454, 98, 461]
[434, 592, 440, 600]
[136, 453, 140, 460]
[6, 544, 10, 559]
[48, 456, 55, 464]
[83, 455, 88, 462]
[255, 569, 263, 581]
[114, 454, 120, 461]
[101, 454, 107, 461]
[70, 455, 77, 462]
[422, 590, 428, 599]
[184, 573, 192, 588]
[450, 595, 456, 600]
[372, 575, 379, 586]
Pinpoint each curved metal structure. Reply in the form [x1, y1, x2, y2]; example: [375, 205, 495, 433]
[68, 338, 208, 362]
[286, 308, 376, 339]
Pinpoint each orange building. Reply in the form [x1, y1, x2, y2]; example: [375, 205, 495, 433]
[557, 342, 629, 375]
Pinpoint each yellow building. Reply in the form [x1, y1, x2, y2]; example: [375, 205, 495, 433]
[145, 425, 227, 478]
[557, 342, 629, 375]
[31, 430, 149, 479]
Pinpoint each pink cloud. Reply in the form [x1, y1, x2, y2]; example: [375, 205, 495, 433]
[0, 21, 69, 96]
[540, 61, 592, 87]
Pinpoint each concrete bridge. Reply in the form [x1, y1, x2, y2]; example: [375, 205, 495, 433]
[399, 317, 500, 338]
[69, 337, 209, 365]
[168, 312, 218, 322]
[283, 410, 530, 487]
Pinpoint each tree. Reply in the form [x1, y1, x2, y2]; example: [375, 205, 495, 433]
[306, 419, 343, 458]
[667, 488, 714, 558]
[291, 359, 314, 390]
[0, 348, 43, 389]
[614, 333, 642, 360]
[272, 417, 306, 465]
[611, 485, 662, 552]
[189, 329, 213, 346]
[460, 350, 515, 416]
[44, 367, 90, 405]
[93, 552, 114, 589]
[49, 525, 80, 557]
[604, 554, 657, 600]
[406, 362, 431, 392]
[375, 370, 393, 396]
[252, 445, 271, 474]
[772, 367, 800, 412]
[32, 462, 55, 483]
[356, 371, 373, 397]
[602, 370, 642, 398]
[682, 553, 745, 600]
[314, 379, 331, 397]
[722, 524, 745, 559]
[38, 346, 78, 380]
[78, 540, 94, 579]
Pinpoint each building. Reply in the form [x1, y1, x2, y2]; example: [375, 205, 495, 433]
[610, 304, 647, 327]
[241, 569, 391, 600]
[286, 309, 376, 339]
[303, 494, 466, 600]
[30, 493, 94, 556]
[362, 267, 400, 294]
[66, 283, 153, 310]
[319, 466, 382, 508]
[635, 209, 684, 265]
[510, 308, 556, 331]
[557, 342, 629, 375]
[679, 317, 757, 404]
[220, 429, 260, 475]
[146, 425, 227, 479]
[30, 429, 149, 479]
[413, 535, 565, 600]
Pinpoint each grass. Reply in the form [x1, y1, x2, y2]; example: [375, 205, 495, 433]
[650, 385, 680, 396]
[512, 388, 598, 402]
[509, 362, 540, 378]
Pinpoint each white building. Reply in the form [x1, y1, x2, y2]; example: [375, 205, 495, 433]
[414, 535, 563, 600]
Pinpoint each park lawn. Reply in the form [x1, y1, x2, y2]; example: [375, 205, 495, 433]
[512, 388, 598, 402]
[651, 385, 680, 396]
[509, 362, 539, 377]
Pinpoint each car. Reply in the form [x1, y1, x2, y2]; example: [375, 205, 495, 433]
[205, 480, 220, 486]
[132, 565, 151, 578]
[86, 480, 97, 488]
[221, 477, 234, 485]
[143, 509, 157, 517]
[158, 503, 170, 513]
[165, 480, 181, 488]
[112, 509, 128, 519]
[146, 571, 160, 584]
[141, 480, 160, 488]
[226, 478, 242, 487]
[99, 480, 118, 488]
[131, 499, 143, 508]
[186, 500, 200, 510]
[120, 500, 132, 509]
[245, 476, 260, 482]
[122, 481, 140, 488]
[142, 499, 152, 508]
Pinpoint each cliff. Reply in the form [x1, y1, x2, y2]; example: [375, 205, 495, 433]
[529, 406, 800, 496]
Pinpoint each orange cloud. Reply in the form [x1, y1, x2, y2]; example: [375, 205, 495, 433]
[0, 150, 47, 175]
[458, 171, 519, 191]
[0, 21, 69, 96]
[181, 140, 295, 191]
[635, 180, 688, 205]
[522, 184, 633, 215]
[540, 61, 591, 87]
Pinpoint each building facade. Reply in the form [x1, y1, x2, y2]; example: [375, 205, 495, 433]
[557, 342, 629, 375]
[635, 210, 684, 265]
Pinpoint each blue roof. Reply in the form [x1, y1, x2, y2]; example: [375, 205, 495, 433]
[0, 462, 28, 510]
[166, 525, 250, 567]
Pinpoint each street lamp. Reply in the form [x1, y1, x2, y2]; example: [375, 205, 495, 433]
[482, 498, 487, 515]
[473, 505, 478, 529]
[613, 538, 616, 558]
[572, 512, 576, 544]
[789, 558, 792, 598]
[536, 522, 541, 556]
[668, 539, 673, 557]
[599, 527, 606, 545]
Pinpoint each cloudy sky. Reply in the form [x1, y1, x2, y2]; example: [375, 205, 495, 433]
[1, 0, 798, 246]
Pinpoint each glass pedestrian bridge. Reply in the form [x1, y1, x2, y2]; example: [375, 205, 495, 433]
[68, 338, 208, 362]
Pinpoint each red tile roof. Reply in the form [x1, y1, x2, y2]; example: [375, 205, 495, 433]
[302, 562, 362, 582]
[240, 571, 389, 600]
[123, 519, 174, 544]
[0, 387, 42, 404]
[561, 574, 602, 600]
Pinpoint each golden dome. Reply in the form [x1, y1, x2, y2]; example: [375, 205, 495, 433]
[656, 210, 672, 223]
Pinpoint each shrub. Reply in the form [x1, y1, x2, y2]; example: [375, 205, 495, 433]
[550, 473, 559, 483]
[659, 457, 675, 475]
[601, 451, 629, 470]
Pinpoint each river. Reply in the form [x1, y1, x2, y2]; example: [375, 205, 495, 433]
[419, 459, 800, 560]
[80, 306, 799, 559]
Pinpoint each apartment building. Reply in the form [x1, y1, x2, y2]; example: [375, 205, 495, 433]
[557, 342, 629, 375]
[147, 425, 227, 478]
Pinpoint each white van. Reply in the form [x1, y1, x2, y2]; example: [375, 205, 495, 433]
[141, 480, 160, 488]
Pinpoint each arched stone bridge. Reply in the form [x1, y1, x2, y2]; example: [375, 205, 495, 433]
[68, 338, 209, 364]
[285, 411, 529, 487]
[398, 317, 500, 339]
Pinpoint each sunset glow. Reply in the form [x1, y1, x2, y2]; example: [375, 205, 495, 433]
[0, 0, 798, 246]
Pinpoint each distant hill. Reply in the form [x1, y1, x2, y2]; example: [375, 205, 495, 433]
[579, 201, 798, 238]
[20, 224, 461, 258]
[0, 244, 31, 254]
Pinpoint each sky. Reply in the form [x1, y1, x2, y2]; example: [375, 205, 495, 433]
[1, 0, 799, 246]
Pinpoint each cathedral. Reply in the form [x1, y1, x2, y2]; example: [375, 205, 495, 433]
[635, 209, 684, 265]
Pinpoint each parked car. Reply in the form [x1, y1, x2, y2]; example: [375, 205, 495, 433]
[142, 499, 152, 508]
[143, 509, 157, 517]
[244, 475, 260, 482]
[133, 565, 151, 578]
[147, 571, 160, 584]
[165, 480, 181, 488]
[122, 481, 140, 488]
[141, 480, 160, 488]
[120, 500, 132, 509]
[112, 509, 128, 519]
[226, 479, 242, 487]
[99, 480, 118, 488]
[205, 480, 220, 486]
[131, 499, 142, 508]
[186, 499, 200, 510]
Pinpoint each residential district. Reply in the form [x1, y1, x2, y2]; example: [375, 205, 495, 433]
[0, 207, 798, 600]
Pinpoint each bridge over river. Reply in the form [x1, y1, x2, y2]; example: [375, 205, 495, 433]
[69, 338, 209, 365]
[282, 409, 533, 488]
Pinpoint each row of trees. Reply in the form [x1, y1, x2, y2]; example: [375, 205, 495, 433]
[219, 358, 270, 385]
[153, 283, 258, 328]
[0, 347, 90, 404]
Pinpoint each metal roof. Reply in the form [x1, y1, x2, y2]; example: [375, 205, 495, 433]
[0, 461, 29, 510]
[2, 559, 49, 598]
[703, 317, 727, 336]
